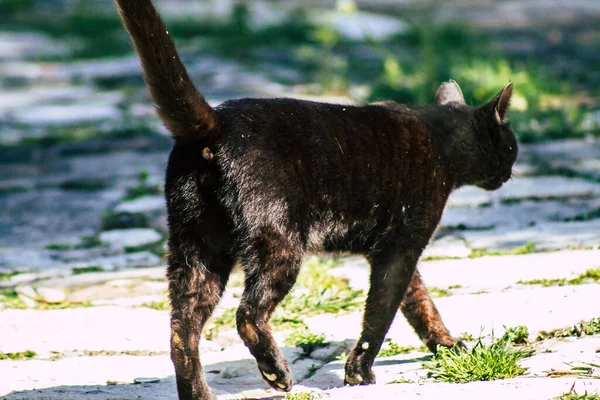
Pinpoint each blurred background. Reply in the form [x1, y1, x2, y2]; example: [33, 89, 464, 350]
[0, 0, 599, 301]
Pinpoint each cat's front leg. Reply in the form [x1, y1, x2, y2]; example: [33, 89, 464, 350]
[401, 270, 466, 353]
[344, 246, 421, 386]
[236, 229, 304, 393]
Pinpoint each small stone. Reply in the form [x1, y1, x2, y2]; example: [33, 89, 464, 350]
[15, 285, 37, 299]
[310, 342, 347, 361]
[99, 228, 162, 249]
[35, 287, 66, 304]
[133, 377, 160, 384]
[15, 285, 39, 307]
[115, 196, 164, 214]
[219, 366, 242, 379]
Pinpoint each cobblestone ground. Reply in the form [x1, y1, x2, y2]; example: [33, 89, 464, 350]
[0, 1, 599, 399]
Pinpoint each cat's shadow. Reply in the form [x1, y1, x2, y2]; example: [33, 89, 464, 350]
[1, 344, 428, 399]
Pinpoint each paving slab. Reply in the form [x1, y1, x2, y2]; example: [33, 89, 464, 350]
[305, 284, 600, 346]
[448, 177, 600, 209]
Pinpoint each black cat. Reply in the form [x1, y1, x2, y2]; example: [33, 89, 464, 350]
[114, 1, 518, 399]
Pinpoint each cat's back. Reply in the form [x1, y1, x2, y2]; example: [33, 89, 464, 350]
[214, 97, 427, 159]
[212, 98, 446, 223]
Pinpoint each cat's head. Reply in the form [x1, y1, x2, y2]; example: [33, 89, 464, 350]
[435, 80, 518, 191]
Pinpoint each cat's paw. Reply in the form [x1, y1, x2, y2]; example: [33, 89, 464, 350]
[426, 336, 467, 354]
[344, 353, 376, 386]
[258, 363, 293, 392]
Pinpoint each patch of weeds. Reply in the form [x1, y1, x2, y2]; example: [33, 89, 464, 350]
[270, 314, 307, 329]
[428, 286, 452, 298]
[469, 242, 536, 258]
[335, 351, 348, 361]
[471, 290, 488, 295]
[442, 224, 495, 232]
[424, 336, 529, 383]
[377, 341, 416, 357]
[71, 266, 104, 275]
[554, 385, 600, 399]
[124, 171, 161, 201]
[458, 332, 476, 341]
[101, 210, 150, 230]
[2, 6, 131, 60]
[34, 301, 93, 311]
[304, 364, 321, 379]
[59, 179, 109, 191]
[0, 0, 35, 18]
[0, 289, 27, 309]
[0, 271, 23, 281]
[19, 127, 100, 147]
[140, 300, 170, 311]
[517, 267, 600, 287]
[124, 239, 166, 259]
[0, 186, 30, 194]
[285, 328, 328, 355]
[45, 243, 72, 251]
[502, 325, 529, 345]
[387, 377, 415, 384]
[272, 256, 364, 329]
[0, 350, 36, 360]
[514, 106, 599, 144]
[536, 318, 600, 341]
[421, 255, 462, 262]
[205, 307, 237, 340]
[0, 289, 92, 310]
[82, 350, 168, 357]
[76, 235, 102, 249]
[285, 391, 322, 400]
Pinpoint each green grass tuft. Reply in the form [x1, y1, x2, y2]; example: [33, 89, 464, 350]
[304, 363, 321, 379]
[205, 307, 237, 340]
[469, 242, 536, 258]
[123, 171, 162, 201]
[0, 289, 28, 309]
[140, 300, 170, 311]
[424, 337, 529, 383]
[554, 387, 600, 400]
[0, 350, 36, 360]
[71, 266, 104, 275]
[387, 377, 415, 384]
[286, 391, 322, 400]
[100, 211, 150, 231]
[536, 318, 600, 341]
[518, 267, 600, 287]
[427, 286, 452, 298]
[271, 256, 364, 329]
[0, 271, 23, 281]
[285, 328, 328, 355]
[377, 341, 416, 357]
[502, 325, 530, 345]
[45, 243, 72, 251]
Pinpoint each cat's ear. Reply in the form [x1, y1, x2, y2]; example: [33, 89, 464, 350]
[489, 82, 513, 125]
[435, 79, 466, 106]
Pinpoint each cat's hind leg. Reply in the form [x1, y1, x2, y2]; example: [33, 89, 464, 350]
[401, 270, 465, 353]
[236, 226, 304, 392]
[168, 241, 234, 400]
[345, 245, 421, 386]
[165, 145, 236, 400]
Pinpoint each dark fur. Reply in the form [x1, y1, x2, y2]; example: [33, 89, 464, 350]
[114, 1, 518, 399]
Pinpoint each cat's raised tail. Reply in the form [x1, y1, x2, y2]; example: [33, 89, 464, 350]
[114, 0, 217, 138]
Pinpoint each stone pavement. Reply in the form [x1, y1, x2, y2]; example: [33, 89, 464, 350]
[1, 249, 599, 399]
[1, 1, 599, 399]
